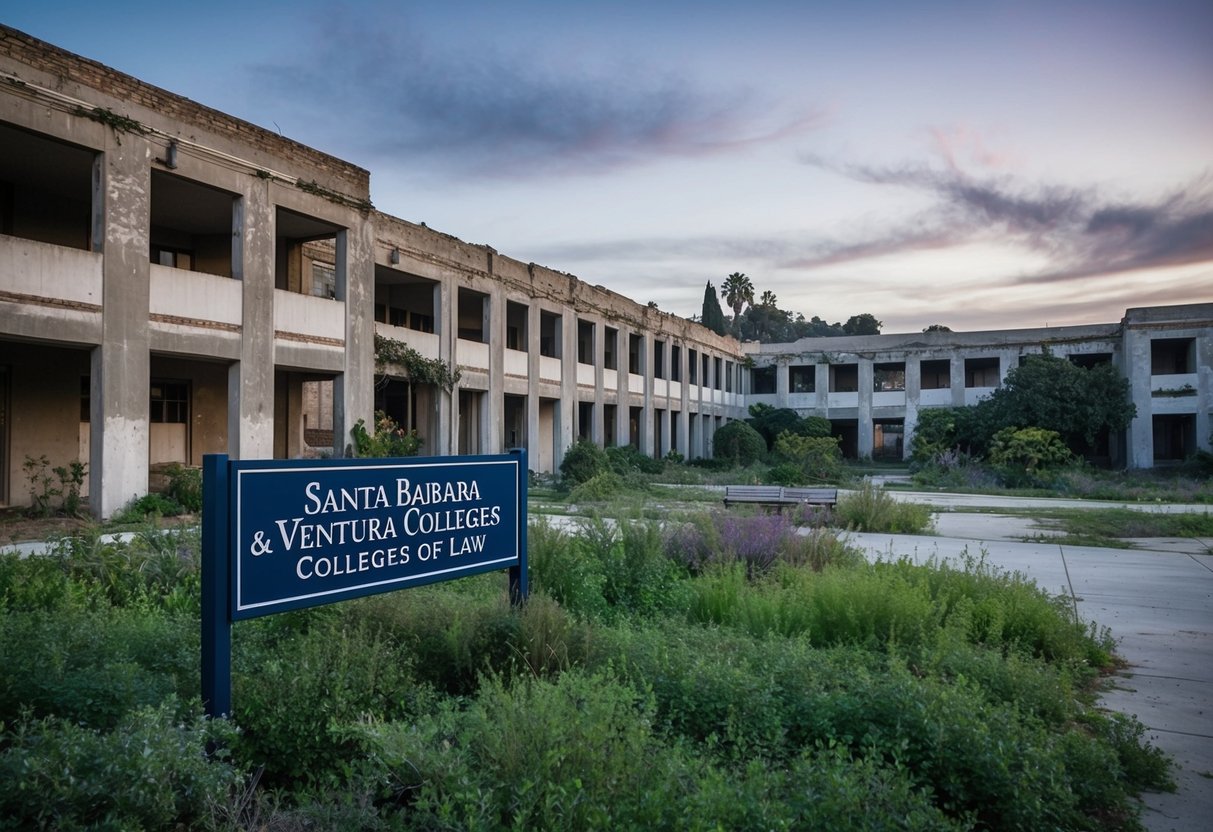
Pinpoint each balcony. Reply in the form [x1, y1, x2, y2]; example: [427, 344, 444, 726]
[273, 289, 345, 344]
[150, 265, 242, 327]
[0, 235, 103, 341]
[457, 339, 490, 371]
[376, 322, 439, 361]
[504, 349, 528, 378]
[539, 355, 562, 384]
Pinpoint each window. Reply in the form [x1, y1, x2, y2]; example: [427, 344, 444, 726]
[1151, 338, 1195, 375]
[150, 381, 189, 423]
[311, 262, 336, 299]
[964, 357, 1000, 388]
[873, 362, 905, 391]
[688, 349, 698, 384]
[830, 364, 858, 392]
[671, 345, 681, 382]
[920, 359, 950, 389]
[789, 365, 815, 393]
[151, 244, 193, 270]
[604, 328, 618, 370]
[751, 366, 776, 394]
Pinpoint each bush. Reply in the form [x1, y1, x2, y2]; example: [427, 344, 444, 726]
[560, 439, 610, 485]
[765, 462, 806, 486]
[350, 410, 422, 457]
[773, 431, 844, 482]
[112, 492, 185, 522]
[835, 482, 934, 533]
[165, 463, 202, 512]
[712, 420, 767, 467]
[989, 426, 1072, 475]
[568, 470, 628, 502]
[0, 701, 240, 831]
[606, 443, 665, 475]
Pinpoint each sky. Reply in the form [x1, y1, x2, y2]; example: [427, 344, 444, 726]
[7, 1, 1213, 333]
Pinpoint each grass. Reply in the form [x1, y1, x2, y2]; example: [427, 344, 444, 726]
[947, 506, 1213, 549]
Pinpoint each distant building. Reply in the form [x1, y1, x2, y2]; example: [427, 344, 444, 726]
[0, 26, 1209, 517]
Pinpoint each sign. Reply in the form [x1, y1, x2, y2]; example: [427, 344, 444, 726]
[230, 455, 522, 619]
[201, 450, 528, 717]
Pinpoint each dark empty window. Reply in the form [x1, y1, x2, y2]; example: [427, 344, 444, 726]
[751, 366, 776, 394]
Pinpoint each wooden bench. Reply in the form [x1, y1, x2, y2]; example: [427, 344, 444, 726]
[722, 485, 838, 512]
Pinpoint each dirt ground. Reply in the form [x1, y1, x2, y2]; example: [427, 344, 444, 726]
[0, 507, 196, 545]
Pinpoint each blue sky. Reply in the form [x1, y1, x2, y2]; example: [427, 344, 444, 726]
[7, 1, 1212, 332]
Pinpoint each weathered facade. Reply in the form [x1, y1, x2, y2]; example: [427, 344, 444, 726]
[0, 27, 1209, 517]
[744, 304, 1212, 467]
[0, 27, 744, 517]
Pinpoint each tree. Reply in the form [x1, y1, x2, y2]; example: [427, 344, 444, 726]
[700, 281, 727, 336]
[712, 420, 766, 466]
[843, 313, 883, 335]
[923, 324, 952, 333]
[759, 290, 778, 307]
[985, 353, 1135, 455]
[721, 272, 754, 323]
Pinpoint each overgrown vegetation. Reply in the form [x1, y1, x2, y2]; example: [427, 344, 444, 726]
[351, 410, 423, 458]
[0, 497, 1172, 830]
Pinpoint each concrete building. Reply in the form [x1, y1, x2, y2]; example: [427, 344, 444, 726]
[0, 27, 1209, 517]
[743, 304, 1212, 466]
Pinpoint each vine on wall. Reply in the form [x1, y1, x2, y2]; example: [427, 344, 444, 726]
[373, 333, 461, 391]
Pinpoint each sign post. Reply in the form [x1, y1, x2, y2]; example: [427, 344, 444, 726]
[201, 449, 527, 718]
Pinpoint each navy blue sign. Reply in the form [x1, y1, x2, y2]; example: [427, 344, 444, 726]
[229, 454, 522, 620]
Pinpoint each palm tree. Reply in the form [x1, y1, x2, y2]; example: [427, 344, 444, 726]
[721, 272, 754, 323]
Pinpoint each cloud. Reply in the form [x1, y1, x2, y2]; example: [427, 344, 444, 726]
[798, 155, 1213, 283]
[250, 12, 825, 178]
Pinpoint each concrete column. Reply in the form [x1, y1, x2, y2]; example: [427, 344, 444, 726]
[857, 358, 874, 458]
[776, 355, 790, 405]
[334, 226, 375, 457]
[616, 324, 630, 447]
[1122, 327, 1153, 468]
[228, 180, 275, 461]
[487, 285, 505, 453]
[904, 356, 922, 461]
[815, 362, 829, 414]
[526, 304, 542, 457]
[641, 333, 654, 457]
[592, 318, 605, 446]
[558, 306, 577, 467]
[437, 279, 457, 455]
[950, 355, 966, 407]
[678, 340, 690, 457]
[91, 136, 151, 519]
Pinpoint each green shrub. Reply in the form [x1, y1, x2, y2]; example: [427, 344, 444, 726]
[165, 463, 202, 512]
[232, 616, 422, 787]
[112, 492, 185, 522]
[560, 438, 610, 485]
[765, 462, 806, 486]
[606, 443, 664, 475]
[989, 425, 1073, 477]
[0, 701, 240, 831]
[835, 482, 933, 533]
[527, 519, 609, 619]
[773, 431, 844, 482]
[712, 420, 767, 466]
[350, 410, 422, 457]
[568, 470, 627, 502]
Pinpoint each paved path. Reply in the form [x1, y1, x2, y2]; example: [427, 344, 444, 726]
[845, 523, 1213, 832]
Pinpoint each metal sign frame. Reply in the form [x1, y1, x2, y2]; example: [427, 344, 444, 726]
[201, 449, 528, 717]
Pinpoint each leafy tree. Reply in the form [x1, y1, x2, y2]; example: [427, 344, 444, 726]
[922, 324, 952, 333]
[721, 272, 754, 324]
[986, 353, 1136, 455]
[748, 404, 832, 450]
[700, 281, 727, 336]
[843, 313, 883, 336]
[758, 290, 778, 307]
[712, 420, 766, 466]
[909, 354, 1137, 460]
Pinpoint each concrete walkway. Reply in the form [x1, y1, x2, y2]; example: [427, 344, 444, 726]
[846, 520, 1213, 832]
